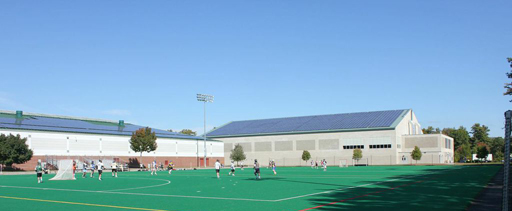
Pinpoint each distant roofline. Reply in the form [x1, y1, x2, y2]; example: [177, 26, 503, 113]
[0, 110, 120, 124]
[0, 109, 212, 141]
[207, 109, 412, 138]
[227, 109, 409, 123]
[208, 127, 395, 138]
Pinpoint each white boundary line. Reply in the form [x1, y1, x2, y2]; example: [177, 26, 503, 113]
[108, 178, 171, 192]
[0, 167, 462, 203]
[0, 185, 275, 202]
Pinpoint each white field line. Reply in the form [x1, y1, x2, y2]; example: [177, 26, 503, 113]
[108, 178, 171, 192]
[274, 168, 460, 202]
[0, 185, 275, 202]
[0, 167, 462, 203]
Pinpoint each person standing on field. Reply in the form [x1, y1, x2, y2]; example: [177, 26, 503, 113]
[35, 160, 43, 183]
[215, 159, 221, 179]
[90, 161, 95, 178]
[111, 161, 118, 177]
[82, 161, 88, 178]
[97, 160, 104, 181]
[254, 159, 261, 179]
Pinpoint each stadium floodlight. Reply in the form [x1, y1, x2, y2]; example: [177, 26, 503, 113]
[197, 93, 214, 168]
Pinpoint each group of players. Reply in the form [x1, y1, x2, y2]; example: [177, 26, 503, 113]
[78, 160, 108, 180]
[311, 159, 328, 171]
[214, 159, 277, 179]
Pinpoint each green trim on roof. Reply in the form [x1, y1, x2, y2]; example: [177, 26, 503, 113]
[207, 126, 395, 138]
[389, 109, 410, 128]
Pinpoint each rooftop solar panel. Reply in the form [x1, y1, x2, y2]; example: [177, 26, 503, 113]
[207, 109, 408, 137]
[0, 113, 202, 140]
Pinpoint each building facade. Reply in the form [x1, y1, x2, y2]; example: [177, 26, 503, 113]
[0, 110, 224, 170]
[207, 109, 453, 166]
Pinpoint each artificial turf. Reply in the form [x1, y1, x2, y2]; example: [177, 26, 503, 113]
[0, 165, 501, 211]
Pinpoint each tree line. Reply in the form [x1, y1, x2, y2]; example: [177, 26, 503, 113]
[422, 124, 503, 162]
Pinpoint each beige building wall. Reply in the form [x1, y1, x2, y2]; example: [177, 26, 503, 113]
[215, 110, 454, 166]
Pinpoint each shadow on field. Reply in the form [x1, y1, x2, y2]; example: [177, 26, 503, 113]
[299, 165, 502, 211]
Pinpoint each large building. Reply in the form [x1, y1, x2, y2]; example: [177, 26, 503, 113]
[0, 110, 224, 170]
[207, 109, 453, 166]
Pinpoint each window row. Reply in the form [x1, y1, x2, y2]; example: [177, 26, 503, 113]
[343, 145, 364, 149]
[369, 144, 392, 149]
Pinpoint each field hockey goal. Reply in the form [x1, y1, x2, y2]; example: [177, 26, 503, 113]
[339, 159, 349, 167]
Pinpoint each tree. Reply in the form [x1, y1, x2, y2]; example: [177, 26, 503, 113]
[422, 126, 440, 134]
[476, 142, 490, 162]
[179, 129, 197, 136]
[411, 146, 422, 164]
[301, 150, 311, 165]
[454, 144, 472, 162]
[0, 134, 33, 167]
[230, 144, 246, 166]
[489, 137, 504, 161]
[352, 149, 362, 164]
[129, 127, 158, 159]
[442, 126, 470, 150]
[470, 123, 490, 146]
[167, 129, 173, 132]
[503, 57, 512, 101]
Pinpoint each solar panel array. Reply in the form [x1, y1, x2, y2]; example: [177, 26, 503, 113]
[0, 114, 202, 140]
[207, 109, 407, 137]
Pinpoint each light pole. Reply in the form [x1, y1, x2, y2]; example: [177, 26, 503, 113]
[197, 93, 214, 168]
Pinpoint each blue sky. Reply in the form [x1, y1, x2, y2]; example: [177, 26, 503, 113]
[0, 1, 510, 137]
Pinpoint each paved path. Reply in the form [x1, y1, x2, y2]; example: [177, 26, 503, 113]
[467, 165, 511, 211]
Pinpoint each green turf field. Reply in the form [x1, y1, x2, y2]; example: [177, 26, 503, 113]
[0, 165, 501, 211]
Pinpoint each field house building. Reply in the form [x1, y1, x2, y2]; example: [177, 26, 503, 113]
[207, 109, 454, 166]
[0, 110, 224, 170]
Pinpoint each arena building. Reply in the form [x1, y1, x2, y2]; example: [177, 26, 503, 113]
[0, 110, 224, 170]
[207, 109, 453, 166]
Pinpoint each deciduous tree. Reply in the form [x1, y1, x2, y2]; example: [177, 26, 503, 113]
[0, 134, 33, 167]
[130, 127, 158, 158]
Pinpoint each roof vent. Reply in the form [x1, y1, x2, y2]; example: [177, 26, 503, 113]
[16, 110, 23, 118]
[119, 120, 125, 127]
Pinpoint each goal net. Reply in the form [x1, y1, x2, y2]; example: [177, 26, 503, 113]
[339, 159, 348, 167]
[50, 160, 76, 180]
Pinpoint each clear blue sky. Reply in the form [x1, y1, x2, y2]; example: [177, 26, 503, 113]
[0, 1, 510, 137]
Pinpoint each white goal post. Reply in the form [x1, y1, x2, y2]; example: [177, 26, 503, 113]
[339, 159, 348, 167]
[50, 160, 76, 180]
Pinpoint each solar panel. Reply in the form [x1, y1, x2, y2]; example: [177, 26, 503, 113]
[207, 109, 408, 137]
[0, 115, 202, 140]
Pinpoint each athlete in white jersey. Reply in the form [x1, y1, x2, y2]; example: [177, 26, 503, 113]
[228, 161, 235, 176]
[151, 160, 157, 175]
[215, 160, 221, 178]
[97, 160, 104, 181]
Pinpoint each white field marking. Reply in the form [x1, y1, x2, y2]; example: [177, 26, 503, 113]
[274, 167, 461, 202]
[0, 185, 276, 202]
[108, 178, 171, 192]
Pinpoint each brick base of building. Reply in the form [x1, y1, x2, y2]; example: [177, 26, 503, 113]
[12, 155, 224, 171]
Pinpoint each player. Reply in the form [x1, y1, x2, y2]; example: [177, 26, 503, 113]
[311, 160, 314, 169]
[35, 159, 43, 183]
[151, 160, 157, 175]
[90, 161, 95, 178]
[240, 161, 244, 170]
[315, 161, 318, 169]
[82, 161, 88, 178]
[168, 161, 174, 175]
[97, 160, 104, 181]
[272, 160, 277, 175]
[323, 159, 327, 171]
[228, 161, 235, 176]
[111, 161, 118, 177]
[215, 159, 221, 178]
[254, 159, 261, 179]
[72, 160, 76, 175]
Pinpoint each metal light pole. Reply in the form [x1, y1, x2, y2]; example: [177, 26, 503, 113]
[197, 94, 214, 168]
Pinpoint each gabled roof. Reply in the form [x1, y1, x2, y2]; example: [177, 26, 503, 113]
[0, 111, 204, 140]
[207, 109, 410, 138]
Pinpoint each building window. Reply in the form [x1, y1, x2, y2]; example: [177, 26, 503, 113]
[343, 145, 364, 149]
[445, 138, 451, 149]
[369, 144, 392, 149]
